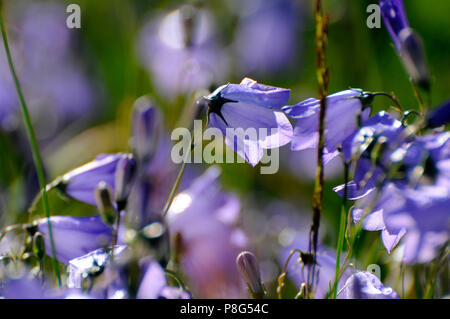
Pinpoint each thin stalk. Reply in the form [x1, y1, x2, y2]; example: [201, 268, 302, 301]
[0, 5, 61, 286]
[411, 81, 425, 114]
[332, 162, 349, 298]
[307, 0, 329, 296]
[162, 157, 188, 218]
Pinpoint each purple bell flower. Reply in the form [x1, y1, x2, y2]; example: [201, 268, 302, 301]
[37, 216, 112, 264]
[353, 183, 449, 264]
[379, 0, 430, 89]
[204, 78, 292, 166]
[61, 153, 131, 206]
[138, 5, 229, 98]
[283, 90, 370, 164]
[426, 100, 450, 129]
[68, 245, 129, 299]
[334, 111, 405, 199]
[137, 260, 190, 299]
[232, 0, 302, 76]
[379, 0, 409, 50]
[166, 166, 248, 298]
[279, 233, 352, 299]
[339, 271, 400, 299]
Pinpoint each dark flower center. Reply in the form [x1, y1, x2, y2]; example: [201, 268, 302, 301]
[205, 92, 237, 126]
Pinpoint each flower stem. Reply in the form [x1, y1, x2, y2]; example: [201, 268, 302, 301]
[332, 162, 349, 298]
[0, 4, 61, 286]
[307, 0, 329, 297]
[162, 157, 188, 218]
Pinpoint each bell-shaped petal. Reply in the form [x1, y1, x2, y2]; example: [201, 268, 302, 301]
[340, 271, 400, 299]
[206, 78, 292, 166]
[137, 260, 190, 299]
[37, 216, 112, 264]
[284, 90, 368, 162]
[61, 153, 131, 206]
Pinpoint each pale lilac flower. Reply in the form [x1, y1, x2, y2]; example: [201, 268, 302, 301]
[353, 183, 449, 263]
[334, 111, 405, 199]
[138, 5, 229, 98]
[166, 166, 247, 298]
[379, 0, 429, 89]
[60, 153, 131, 206]
[137, 260, 190, 299]
[283, 90, 370, 164]
[339, 271, 400, 299]
[68, 245, 129, 299]
[204, 78, 292, 166]
[279, 230, 352, 299]
[0, 1, 96, 134]
[232, 0, 302, 76]
[37, 216, 112, 264]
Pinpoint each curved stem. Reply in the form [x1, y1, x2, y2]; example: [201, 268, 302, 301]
[0, 5, 61, 286]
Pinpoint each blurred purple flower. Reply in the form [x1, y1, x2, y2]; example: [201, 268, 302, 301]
[137, 260, 190, 299]
[37, 216, 112, 264]
[339, 271, 400, 299]
[353, 183, 449, 263]
[334, 111, 405, 199]
[0, 1, 96, 134]
[426, 100, 450, 129]
[166, 166, 247, 298]
[204, 78, 292, 166]
[279, 230, 352, 299]
[283, 90, 370, 164]
[68, 245, 129, 299]
[232, 0, 302, 76]
[379, 0, 429, 89]
[61, 153, 131, 206]
[379, 0, 409, 50]
[138, 5, 229, 98]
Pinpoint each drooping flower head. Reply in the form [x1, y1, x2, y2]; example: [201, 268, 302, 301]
[339, 271, 400, 299]
[379, 0, 429, 89]
[284, 89, 371, 164]
[379, 0, 409, 50]
[203, 78, 292, 166]
[59, 153, 132, 206]
[37, 216, 112, 264]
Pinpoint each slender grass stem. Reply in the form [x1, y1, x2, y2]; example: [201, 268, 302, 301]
[162, 156, 188, 218]
[332, 162, 349, 298]
[0, 5, 61, 286]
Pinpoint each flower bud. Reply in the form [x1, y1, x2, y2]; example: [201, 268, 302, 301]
[114, 154, 137, 211]
[398, 28, 430, 91]
[32, 232, 46, 260]
[95, 181, 117, 226]
[131, 97, 163, 164]
[236, 251, 265, 298]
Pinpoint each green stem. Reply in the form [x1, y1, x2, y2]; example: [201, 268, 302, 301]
[161, 136, 192, 218]
[0, 5, 61, 286]
[332, 162, 349, 298]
